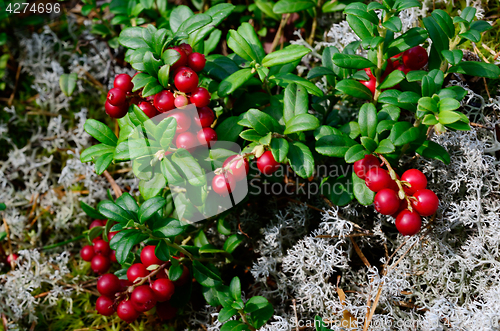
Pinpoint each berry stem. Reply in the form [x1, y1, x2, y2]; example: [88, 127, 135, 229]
[376, 154, 413, 212]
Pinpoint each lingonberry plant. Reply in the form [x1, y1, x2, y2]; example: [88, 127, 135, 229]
[75, 0, 500, 329]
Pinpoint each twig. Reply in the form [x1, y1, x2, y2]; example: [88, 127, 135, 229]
[470, 122, 494, 130]
[1, 313, 8, 330]
[8, 64, 22, 106]
[2, 218, 14, 269]
[350, 237, 371, 268]
[292, 299, 299, 331]
[270, 14, 290, 53]
[316, 233, 375, 239]
[103, 170, 122, 198]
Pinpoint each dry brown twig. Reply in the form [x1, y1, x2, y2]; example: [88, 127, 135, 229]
[102, 170, 123, 198]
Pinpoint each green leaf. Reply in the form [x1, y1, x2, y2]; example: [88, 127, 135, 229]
[95, 153, 113, 175]
[344, 4, 379, 25]
[155, 240, 171, 261]
[438, 110, 462, 124]
[374, 139, 395, 154]
[358, 103, 378, 138]
[203, 286, 222, 307]
[172, 149, 206, 187]
[158, 65, 170, 88]
[322, 175, 354, 206]
[386, 27, 428, 57]
[193, 260, 222, 287]
[283, 83, 308, 123]
[307, 67, 336, 79]
[131, 72, 156, 92]
[471, 20, 492, 33]
[406, 70, 427, 82]
[422, 16, 449, 54]
[344, 144, 368, 163]
[110, 229, 149, 264]
[59, 73, 78, 97]
[245, 296, 274, 328]
[237, 23, 266, 63]
[151, 218, 185, 238]
[220, 320, 250, 331]
[142, 81, 164, 98]
[460, 7, 476, 23]
[441, 50, 463, 66]
[352, 171, 374, 205]
[273, 0, 315, 13]
[255, 0, 281, 20]
[448, 61, 500, 79]
[143, 51, 162, 77]
[360, 137, 378, 153]
[379, 70, 405, 89]
[246, 108, 281, 135]
[219, 69, 254, 97]
[383, 16, 402, 32]
[189, 3, 236, 46]
[270, 138, 289, 163]
[176, 14, 212, 36]
[230, 277, 241, 301]
[335, 79, 372, 100]
[115, 193, 139, 217]
[284, 114, 320, 134]
[81, 144, 115, 163]
[227, 30, 258, 61]
[98, 200, 132, 223]
[332, 53, 375, 69]
[240, 129, 264, 141]
[168, 258, 184, 281]
[155, 117, 177, 149]
[138, 197, 166, 224]
[315, 134, 356, 157]
[272, 73, 324, 97]
[414, 140, 450, 164]
[288, 142, 314, 178]
[216, 117, 243, 142]
[262, 45, 311, 67]
[346, 15, 374, 40]
[139, 173, 166, 200]
[438, 98, 460, 112]
[80, 201, 105, 219]
[219, 307, 238, 322]
[223, 234, 245, 253]
[170, 6, 194, 33]
[118, 27, 149, 49]
[390, 123, 420, 146]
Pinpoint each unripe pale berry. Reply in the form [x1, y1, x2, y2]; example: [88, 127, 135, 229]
[395, 210, 422, 236]
[257, 151, 280, 175]
[174, 95, 189, 108]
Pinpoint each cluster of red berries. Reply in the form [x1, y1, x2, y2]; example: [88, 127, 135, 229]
[80, 220, 119, 274]
[361, 45, 429, 94]
[95, 245, 189, 323]
[105, 44, 218, 153]
[354, 155, 439, 236]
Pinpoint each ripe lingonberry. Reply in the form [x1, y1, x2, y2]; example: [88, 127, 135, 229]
[155, 269, 168, 279]
[127, 263, 149, 283]
[105, 101, 128, 119]
[94, 239, 111, 256]
[151, 278, 175, 302]
[96, 296, 115, 316]
[170, 46, 188, 71]
[110, 251, 117, 263]
[154, 90, 175, 113]
[257, 151, 280, 175]
[108, 231, 119, 241]
[360, 68, 376, 94]
[131, 285, 157, 312]
[7, 253, 18, 263]
[174, 95, 189, 108]
[365, 168, 395, 192]
[166, 111, 191, 133]
[117, 300, 140, 323]
[138, 101, 157, 118]
[393, 60, 411, 74]
[80, 245, 95, 262]
[187, 52, 206, 72]
[353, 155, 380, 180]
[223, 155, 249, 181]
[156, 301, 178, 320]
[395, 210, 422, 236]
[197, 127, 217, 148]
[120, 279, 132, 292]
[91, 255, 111, 274]
[174, 68, 199, 93]
[196, 106, 215, 128]
[411, 189, 439, 216]
[212, 173, 235, 196]
[114, 74, 134, 93]
[173, 265, 190, 286]
[402, 46, 428, 70]
[140, 245, 162, 267]
[89, 219, 105, 229]
[97, 273, 121, 297]
[179, 43, 193, 56]
[189, 87, 210, 107]
[107, 87, 127, 106]
[401, 169, 427, 195]
[176, 132, 197, 150]
[391, 199, 409, 218]
[374, 189, 400, 215]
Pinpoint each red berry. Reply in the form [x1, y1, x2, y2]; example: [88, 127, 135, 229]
[138, 101, 157, 118]
[196, 106, 215, 128]
[395, 210, 422, 236]
[80, 245, 95, 262]
[170, 47, 189, 70]
[179, 43, 193, 56]
[89, 220, 105, 229]
[114, 74, 134, 93]
[401, 169, 427, 195]
[353, 155, 380, 180]
[97, 273, 121, 297]
[151, 278, 175, 302]
[156, 301, 178, 320]
[6, 253, 18, 264]
[187, 52, 206, 72]
[176, 132, 197, 150]
[189, 87, 210, 107]
[402, 46, 428, 70]
[117, 300, 140, 323]
[105, 101, 128, 119]
[166, 111, 191, 133]
[107, 87, 127, 106]
[197, 127, 217, 148]
[131, 285, 157, 312]
[173, 265, 190, 286]
[257, 151, 280, 175]
[94, 239, 111, 256]
[360, 68, 376, 94]
[127, 263, 149, 283]
[365, 168, 394, 192]
[96, 296, 115, 316]
[140, 245, 162, 267]
[110, 251, 117, 263]
[108, 231, 119, 242]
[92, 236, 102, 244]
[374, 189, 400, 215]
[174, 68, 199, 93]
[212, 173, 235, 196]
[391, 199, 409, 218]
[154, 90, 175, 113]
[91, 255, 111, 274]
[393, 59, 411, 74]
[411, 189, 439, 216]
[120, 279, 132, 292]
[155, 269, 168, 279]
[223, 155, 249, 181]
[174, 95, 189, 108]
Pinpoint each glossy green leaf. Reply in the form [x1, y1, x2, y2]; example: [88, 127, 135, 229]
[352, 171, 374, 205]
[262, 45, 311, 67]
[288, 142, 314, 178]
[219, 69, 254, 97]
[273, 0, 315, 13]
[59, 73, 78, 97]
